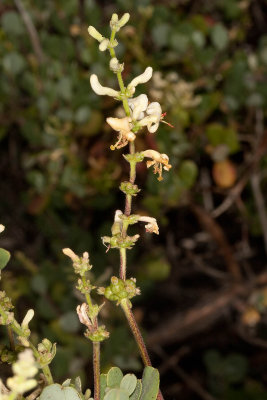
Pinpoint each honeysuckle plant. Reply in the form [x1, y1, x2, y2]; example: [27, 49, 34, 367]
[0, 12, 169, 400]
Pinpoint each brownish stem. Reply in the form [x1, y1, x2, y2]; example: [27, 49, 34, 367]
[121, 299, 164, 400]
[7, 326, 15, 351]
[93, 342, 100, 400]
[119, 248, 126, 281]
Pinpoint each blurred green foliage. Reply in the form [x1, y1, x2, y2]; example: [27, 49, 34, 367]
[0, 0, 267, 396]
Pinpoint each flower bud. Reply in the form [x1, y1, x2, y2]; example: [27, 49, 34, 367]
[88, 26, 104, 42]
[99, 38, 110, 52]
[21, 309, 34, 329]
[118, 13, 130, 28]
[110, 57, 124, 73]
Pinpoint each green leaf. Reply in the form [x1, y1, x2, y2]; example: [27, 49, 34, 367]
[120, 374, 137, 396]
[140, 367, 159, 400]
[0, 249, 10, 270]
[223, 354, 248, 383]
[75, 106, 91, 124]
[40, 383, 82, 400]
[205, 123, 239, 154]
[179, 160, 198, 188]
[130, 380, 142, 400]
[107, 367, 124, 388]
[104, 389, 129, 400]
[3, 52, 26, 76]
[1, 11, 25, 35]
[211, 23, 229, 50]
[100, 374, 107, 400]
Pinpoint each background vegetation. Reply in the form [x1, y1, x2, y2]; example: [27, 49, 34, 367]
[1, 0, 267, 398]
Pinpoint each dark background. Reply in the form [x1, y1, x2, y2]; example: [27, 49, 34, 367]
[1, 0, 267, 398]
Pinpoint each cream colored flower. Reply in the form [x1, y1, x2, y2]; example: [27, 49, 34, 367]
[141, 102, 162, 133]
[77, 303, 91, 328]
[142, 149, 172, 181]
[21, 309, 34, 329]
[110, 57, 124, 73]
[90, 75, 120, 97]
[128, 94, 148, 120]
[127, 67, 153, 96]
[62, 248, 79, 263]
[138, 216, 159, 234]
[0, 225, 5, 234]
[106, 117, 136, 150]
[110, 13, 130, 31]
[7, 349, 37, 395]
[88, 26, 104, 42]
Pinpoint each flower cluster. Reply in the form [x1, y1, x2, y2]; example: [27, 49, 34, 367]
[98, 276, 140, 305]
[77, 303, 109, 342]
[1, 349, 38, 398]
[88, 14, 172, 181]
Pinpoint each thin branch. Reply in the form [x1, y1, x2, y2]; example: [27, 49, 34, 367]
[250, 172, 267, 255]
[14, 0, 45, 64]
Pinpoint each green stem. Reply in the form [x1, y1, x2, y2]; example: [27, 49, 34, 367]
[0, 305, 53, 385]
[82, 276, 94, 309]
[93, 342, 101, 400]
[42, 365, 54, 385]
[109, 29, 131, 117]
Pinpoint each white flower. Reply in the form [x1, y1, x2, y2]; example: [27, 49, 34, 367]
[109, 57, 124, 73]
[62, 248, 79, 262]
[99, 38, 110, 51]
[142, 149, 172, 181]
[7, 349, 37, 395]
[138, 216, 159, 234]
[77, 303, 91, 328]
[0, 225, 5, 233]
[21, 309, 34, 329]
[90, 75, 120, 97]
[128, 94, 148, 120]
[127, 67, 153, 96]
[106, 117, 136, 150]
[138, 102, 162, 133]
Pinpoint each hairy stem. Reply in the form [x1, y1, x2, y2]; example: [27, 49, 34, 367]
[119, 248, 127, 281]
[120, 299, 151, 365]
[7, 326, 15, 351]
[120, 299, 164, 400]
[93, 342, 101, 400]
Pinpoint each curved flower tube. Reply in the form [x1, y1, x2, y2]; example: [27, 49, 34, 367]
[127, 67, 153, 96]
[90, 75, 120, 97]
